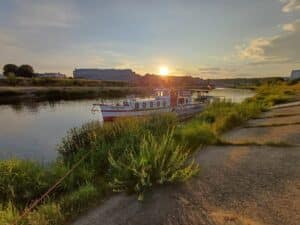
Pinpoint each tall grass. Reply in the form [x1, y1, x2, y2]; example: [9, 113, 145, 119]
[0, 202, 64, 225]
[109, 131, 199, 200]
[253, 82, 297, 106]
[0, 160, 51, 206]
[57, 113, 199, 200]
[58, 114, 177, 163]
[176, 100, 264, 148]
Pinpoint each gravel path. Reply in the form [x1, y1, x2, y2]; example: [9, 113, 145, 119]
[72, 104, 300, 225]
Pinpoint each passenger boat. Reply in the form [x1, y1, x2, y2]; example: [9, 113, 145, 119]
[92, 89, 209, 121]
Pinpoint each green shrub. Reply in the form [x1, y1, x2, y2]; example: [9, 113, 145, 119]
[108, 131, 199, 200]
[0, 160, 50, 205]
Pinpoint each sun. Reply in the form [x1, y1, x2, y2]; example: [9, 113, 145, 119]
[159, 66, 169, 76]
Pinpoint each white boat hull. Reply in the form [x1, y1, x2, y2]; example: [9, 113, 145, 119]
[98, 104, 204, 121]
[101, 107, 171, 121]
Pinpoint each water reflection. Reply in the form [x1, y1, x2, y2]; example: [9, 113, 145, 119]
[209, 88, 254, 103]
[0, 99, 103, 162]
[0, 89, 254, 162]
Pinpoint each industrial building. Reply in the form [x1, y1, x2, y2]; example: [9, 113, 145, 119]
[73, 69, 137, 82]
[291, 70, 300, 81]
[36, 73, 66, 78]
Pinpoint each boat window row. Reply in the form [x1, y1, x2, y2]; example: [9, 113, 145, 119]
[178, 97, 190, 105]
[135, 101, 167, 109]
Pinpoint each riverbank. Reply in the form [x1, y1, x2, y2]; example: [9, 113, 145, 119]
[0, 86, 150, 104]
[0, 77, 128, 87]
[0, 82, 299, 225]
[72, 87, 300, 225]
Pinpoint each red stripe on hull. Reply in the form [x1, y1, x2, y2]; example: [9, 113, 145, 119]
[103, 116, 117, 121]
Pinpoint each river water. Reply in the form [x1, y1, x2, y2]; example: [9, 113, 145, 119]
[0, 88, 254, 162]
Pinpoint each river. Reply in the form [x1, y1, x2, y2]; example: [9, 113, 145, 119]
[0, 88, 254, 162]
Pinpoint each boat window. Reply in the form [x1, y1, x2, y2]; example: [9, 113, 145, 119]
[150, 102, 153, 108]
[135, 102, 139, 109]
[186, 98, 188, 104]
[163, 101, 166, 107]
[142, 102, 146, 108]
[157, 101, 160, 107]
[178, 98, 184, 105]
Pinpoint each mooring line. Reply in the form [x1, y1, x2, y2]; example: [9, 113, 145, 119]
[12, 150, 92, 225]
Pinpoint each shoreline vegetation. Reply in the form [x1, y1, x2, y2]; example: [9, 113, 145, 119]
[0, 86, 150, 105]
[1, 81, 300, 225]
[0, 77, 152, 104]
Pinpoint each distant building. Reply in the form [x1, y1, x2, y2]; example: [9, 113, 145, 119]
[73, 69, 137, 82]
[290, 70, 300, 81]
[36, 72, 66, 78]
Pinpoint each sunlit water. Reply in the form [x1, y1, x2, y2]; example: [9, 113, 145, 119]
[209, 88, 254, 103]
[0, 88, 254, 162]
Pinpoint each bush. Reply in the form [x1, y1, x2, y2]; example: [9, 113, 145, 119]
[0, 160, 50, 205]
[16, 65, 34, 78]
[108, 131, 199, 200]
[3, 64, 18, 77]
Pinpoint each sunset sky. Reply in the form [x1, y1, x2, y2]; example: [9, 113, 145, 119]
[0, 0, 300, 78]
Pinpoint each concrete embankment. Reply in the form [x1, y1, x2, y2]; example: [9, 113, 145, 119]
[73, 102, 300, 225]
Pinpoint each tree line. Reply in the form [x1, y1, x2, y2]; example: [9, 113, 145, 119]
[2, 64, 34, 78]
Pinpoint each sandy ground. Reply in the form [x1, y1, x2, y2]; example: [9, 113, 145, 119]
[72, 103, 300, 225]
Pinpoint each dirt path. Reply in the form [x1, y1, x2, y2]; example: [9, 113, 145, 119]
[72, 103, 300, 225]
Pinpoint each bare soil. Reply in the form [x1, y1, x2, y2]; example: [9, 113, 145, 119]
[72, 103, 300, 225]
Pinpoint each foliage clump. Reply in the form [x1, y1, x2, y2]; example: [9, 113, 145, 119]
[109, 131, 199, 200]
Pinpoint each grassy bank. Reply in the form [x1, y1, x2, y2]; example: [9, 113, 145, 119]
[0, 114, 199, 224]
[1, 81, 299, 225]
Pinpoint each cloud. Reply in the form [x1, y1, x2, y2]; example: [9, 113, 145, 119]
[15, 0, 79, 28]
[282, 0, 300, 12]
[282, 23, 296, 32]
[198, 67, 222, 72]
[238, 19, 300, 65]
[197, 67, 238, 78]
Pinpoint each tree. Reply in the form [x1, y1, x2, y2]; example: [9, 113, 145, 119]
[3, 64, 18, 77]
[16, 65, 34, 77]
